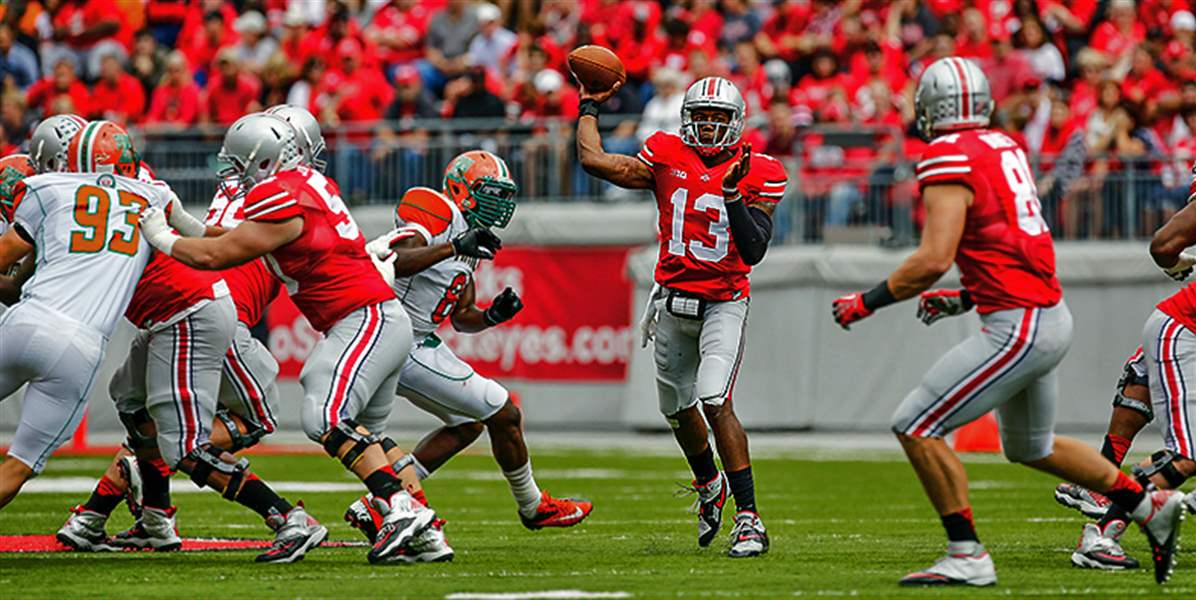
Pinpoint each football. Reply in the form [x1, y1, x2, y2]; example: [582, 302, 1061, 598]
[567, 45, 626, 93]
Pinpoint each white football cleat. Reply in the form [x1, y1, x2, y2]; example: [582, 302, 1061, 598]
[55, 505, 111, 551]
[367, 491, 436, 564]
[1070, 523, 1139, 570]
[727, 511, 769, 558]
[899, 541, 997, 587]
[257, 502, 327, 563]
[108, 505, 182, 552]
[393, 518, 454, 564]
[1054, 483, 1111, 519]
[1130, 490, 1186, 584]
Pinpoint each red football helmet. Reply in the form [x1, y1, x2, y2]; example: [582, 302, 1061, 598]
[67, 120, 140, 178]
[0, 153, 35, 222]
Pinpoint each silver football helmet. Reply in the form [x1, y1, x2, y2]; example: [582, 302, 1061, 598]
[29, 113, 87, 173]
[265, 104, 326, 171]
[914, 57, 994, 140]
[217, 113, 302, 197]
[680, 77, 745, 154]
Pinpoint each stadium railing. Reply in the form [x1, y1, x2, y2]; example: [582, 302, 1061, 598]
[131, 119, 1192, 244]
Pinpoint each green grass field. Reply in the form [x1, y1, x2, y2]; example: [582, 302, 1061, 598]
[1, 444, 1193, 599]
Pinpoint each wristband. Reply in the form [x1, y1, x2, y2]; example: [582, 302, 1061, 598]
[959, 289, 975, 310]
[579, 99, 600, 118]
[723, 187, 741, 203]
[861, 280, 897, 311]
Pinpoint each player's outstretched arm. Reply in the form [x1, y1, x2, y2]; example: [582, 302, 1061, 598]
[451, 280, 523, 333]
[140, 206, 302, 269]
[576, 82, 654, 190]
[1150, 199, 1196, 281]
[832, 184, 967, 330]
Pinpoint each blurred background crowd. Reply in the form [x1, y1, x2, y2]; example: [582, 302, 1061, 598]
[0, 0, 1194, 241]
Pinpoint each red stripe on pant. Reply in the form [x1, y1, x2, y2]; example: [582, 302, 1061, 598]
[226, 346, 274, 432]
[176, 319, 198, 456]
[910, 309, 1033, 437]
[326, 305, 382, 428]
[1161, 320, 1192, 457]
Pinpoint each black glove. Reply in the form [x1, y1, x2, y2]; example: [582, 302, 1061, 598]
[484, 287, 523, 326]
[451, 228, 502, 259]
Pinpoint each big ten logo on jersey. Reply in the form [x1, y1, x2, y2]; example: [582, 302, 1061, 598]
[976, 131, 1048, 236]
[69, 179, 148, 255]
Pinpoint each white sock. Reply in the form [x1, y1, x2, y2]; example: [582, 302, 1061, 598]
[503, 461, 542, 517]
[411, 456, 430, 481]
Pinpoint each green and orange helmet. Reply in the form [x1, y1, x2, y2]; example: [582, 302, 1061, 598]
[67, 120, 140, 178]
[442, 150, 518, 229]
[0, 153, 35, 222]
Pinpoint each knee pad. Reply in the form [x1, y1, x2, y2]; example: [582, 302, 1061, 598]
[321, 419, 378, 470]
[1132, 449, 1190, 489]
[118, 410, 157, 450]
[1112, 390, 1153, 422]
[214, 410, 266, 452]
[184, 444, 249, 500]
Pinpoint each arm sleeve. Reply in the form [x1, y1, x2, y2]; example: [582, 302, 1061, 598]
[243, 182, 302, 222]
[726, 200, 773, 266]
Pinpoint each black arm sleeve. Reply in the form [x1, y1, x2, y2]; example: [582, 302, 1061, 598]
[725, 200, 773, 266]
[13, 223, 33, 245]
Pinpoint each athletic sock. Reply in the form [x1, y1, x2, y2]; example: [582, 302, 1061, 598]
[139, 458, 173, 510]
[685, 445, 719, 485]
[941, 507, 979, 543]
[1100, 434, 1132, 467]
[503, 461, 543, 518]
[82, 475, 125, 516]
[726, 466, 757, 514]
[1103, 471, 1146, 514]
[232, 474, 293, 519]
[411, 489, 429, 507]
[364, 465, 405, 500]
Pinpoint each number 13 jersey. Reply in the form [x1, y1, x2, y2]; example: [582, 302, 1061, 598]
[637, 132, 787, 301]
[243, 166, 394, 333]
[11, 172, 175, 336]
[385, 187, 476, 338]
[916, 128, 1061, 313]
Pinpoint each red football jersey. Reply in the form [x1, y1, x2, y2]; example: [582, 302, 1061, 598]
[916, 128, 1062, 313]
[637, 132, 787, 300]
[204, 186, 281, 327]
[1158, 285, 1196, 332]
[242, 166, 394, 332]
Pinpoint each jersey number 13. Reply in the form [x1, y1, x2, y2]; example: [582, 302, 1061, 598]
[668, 188, 729, 262]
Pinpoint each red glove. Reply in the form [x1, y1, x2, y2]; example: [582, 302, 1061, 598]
[917, 289, 974, 326]
[832, 292, 873, 330]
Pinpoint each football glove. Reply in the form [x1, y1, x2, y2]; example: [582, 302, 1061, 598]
[1161, 252, 1196, 282]
[167, 196, 206, 237]
[484, 287, 523, 326]
[831, 292, 873, 330]
[917, 289, 975, 326]
[365, 230, 404, 260]
[452, 228, 502, 259]
[638, 284, 661, 348]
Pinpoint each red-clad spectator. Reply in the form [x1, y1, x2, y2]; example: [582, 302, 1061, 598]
[278, 10, 317, 67]
[793, 47, 847, 118]
[181, 10, 236, 79]
[200, 49, 261, 126]
[1090, 0, 1145, 62]
[307, 2, 378, 70]
[520, 69, 579, 120]
[146, 51, 201, 127]
[656, 16, 715, 74]
[763, 99, 800, 158]
[614, 10, 665, 82]
[1069, 48, 1110, 123]
[981, 26, 1035, 103]
[756, 0, 815, 62]
[89, 54, 146, 124]
[367, 0, 430, 67]
[39, 0, 129, 81]
[1123, 46, 1178, 109]
[730, 41, 770, 118]
[1037, 101, 1083, 167]
[175, 0, 237, 56]
[145, 0, 189, 47]
[595, 0, 660, 47]
[846, 40, 908, 100]
[679, 0, 724, 44]
[1165, 11, 1196, 82]
[26, 57, 89, 116]
[955, 8, 992, 60]
[314, 39, 392, 125]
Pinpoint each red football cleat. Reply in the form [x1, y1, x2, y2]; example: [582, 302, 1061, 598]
[520, 492, 593, 530]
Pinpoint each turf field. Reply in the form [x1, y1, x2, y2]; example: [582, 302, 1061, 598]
[1, 444, 1193, 599]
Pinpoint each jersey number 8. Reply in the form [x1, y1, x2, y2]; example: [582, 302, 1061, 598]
[432, 273, 470, 324]
[69, 185, 149, 255]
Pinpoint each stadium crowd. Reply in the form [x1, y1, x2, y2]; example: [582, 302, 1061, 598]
[0, 0, 1194, 237]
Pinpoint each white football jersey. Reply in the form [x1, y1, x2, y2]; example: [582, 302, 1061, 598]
[12, 172, 176, 336]
[388, 189, 477, 338]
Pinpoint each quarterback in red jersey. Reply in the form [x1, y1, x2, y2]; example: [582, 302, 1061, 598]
[577, 75, 786, 558]
[138, 112, 435, 565]
[831, 57, 1186, 586]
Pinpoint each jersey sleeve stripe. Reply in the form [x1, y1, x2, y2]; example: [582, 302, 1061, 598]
[244, 199, 298, 219]
[245, 191, 289, 210]
[917, 167, 972, 179]
[641, 145, 655, 157]
[761, 179, 787, 187]
[636, 152, 654, 167]
[756, 190, 785, 197]
[917, 155, 969, 170]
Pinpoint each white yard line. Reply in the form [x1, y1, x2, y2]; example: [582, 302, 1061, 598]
[446, 592, 631, 600]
